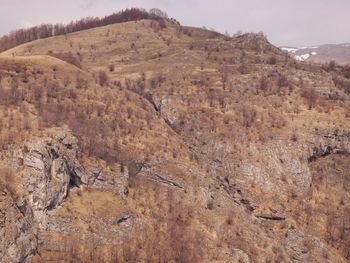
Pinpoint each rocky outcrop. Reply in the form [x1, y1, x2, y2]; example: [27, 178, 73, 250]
[17, 132, 84, 228]
[0, 192, 37, 263]
[308, 131, 350, 162]
[152, 95, 179, 126]
[233, 32, 282, 53]
[1, 17, 350, 262]
[0, 130, 130, 262]
[87, 164, 129, 198]
[16, 131, 128, 226]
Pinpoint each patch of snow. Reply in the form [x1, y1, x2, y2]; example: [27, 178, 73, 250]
[311, 52, 317, 55]
[301, 54, 310, 60]
[300, 46, 318, 49]
[281, 47, 299, 53]
[344, 44, 350, 47]
[294, 53, 310, 61]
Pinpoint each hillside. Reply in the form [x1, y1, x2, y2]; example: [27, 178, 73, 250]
[281, 43, 350, 65]
[0, 16, 350, 263]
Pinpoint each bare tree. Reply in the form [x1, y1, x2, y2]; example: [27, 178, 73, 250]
[301, 87, 318, 110]
[149, 8, 168, 19]
[98, 71, 108, 86]
[0, 8, 170, 52]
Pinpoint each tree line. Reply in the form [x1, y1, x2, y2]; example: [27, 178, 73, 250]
[0, 8, 170, 52]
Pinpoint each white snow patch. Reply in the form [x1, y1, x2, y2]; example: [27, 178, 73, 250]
[311, 52, 317, 55]
[310, 46, 319, 49]
[300, 54, 310, 60]
[281, 47, 299, 53]
[295, 53, 310, 61]
[344, 44, 350, 47]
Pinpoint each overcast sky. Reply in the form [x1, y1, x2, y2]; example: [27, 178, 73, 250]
[0, 0, 349, 47]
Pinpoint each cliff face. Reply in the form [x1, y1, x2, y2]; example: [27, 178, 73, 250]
[0, 190, 37, 263]
[1, 129, 130, 262]
[0, 19, 349, 262]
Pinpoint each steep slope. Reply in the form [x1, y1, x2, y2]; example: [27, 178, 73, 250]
[0, 19, 350, 262]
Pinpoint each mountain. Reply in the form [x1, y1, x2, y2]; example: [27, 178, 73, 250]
[0, 10, 350, 263]
[281, 43, 350, 65]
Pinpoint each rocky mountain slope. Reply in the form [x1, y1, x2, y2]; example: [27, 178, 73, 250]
[0, 15, 350, 263]
[281, 43, 350, 65]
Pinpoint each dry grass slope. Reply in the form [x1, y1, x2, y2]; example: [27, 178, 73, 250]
[0, 18, 349, 262]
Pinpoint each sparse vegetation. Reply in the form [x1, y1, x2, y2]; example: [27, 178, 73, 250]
[0, 9, 349, 263]
[0, 168, 17, 198]
[108, 64, 115, 72]
[0, 8, 170, 52]
[301, 87, 318, 109]
[47, 51, 82, 68]
[97, 70, 108, 86]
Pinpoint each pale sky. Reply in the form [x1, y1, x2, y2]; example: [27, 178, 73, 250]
[0, 0, 349, 47]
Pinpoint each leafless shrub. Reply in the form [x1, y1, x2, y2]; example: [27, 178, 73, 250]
[76, 76, 88, 90]
[223, 115, 232, 125]
[323, 60, 337, 72]
[333, 76, 350, 94]
[180, 27, 192, 37]
[341, 65, 350, 78]
[48, 51, 82, 68]
[269, 110, 286, 128]
[277, 74, 289, 88]
[301, 87, 318, 109]
[108, 64, 115, 72]
[64, 77, 70, 87]
[207, 200, 214, 210]
[290, 133, 298, 142]
[0, 168, 17, 198]
[267, 56, 277, 65]
[165, 38, 172, 46]
[98, 71, 109, 86]
[242, 105, 256, 127]
[258, 76, 268, 94]
[238, 64, 250, 75]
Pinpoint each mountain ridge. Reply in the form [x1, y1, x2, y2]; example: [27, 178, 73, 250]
[0, 14, 349, 263]
[281, 42, 350, 65]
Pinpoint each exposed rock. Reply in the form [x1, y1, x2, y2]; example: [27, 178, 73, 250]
[18, 133, 129, 225]
[154, 174, 184, 189]
[21, 137, 77, 227]
[255, 214, 286, 221]
[88, 164, 129, 198]
[0, 191, 37, 263]
[285, 228, 310, 262]
[114, 215, 132, 225]
[284, 227, 342, 263]
[308, 131, 350, 162]
[0, 130, 131, 262]
[151, 95, 183, 134]
[233, 32, 282, 53]
[0, 17, 350, 262]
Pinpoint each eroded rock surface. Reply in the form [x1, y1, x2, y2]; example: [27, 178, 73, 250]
[0, 130, 130, 262]
[0, 192, 37, 263]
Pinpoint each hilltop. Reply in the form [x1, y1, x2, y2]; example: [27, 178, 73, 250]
[0, 10, 350, 263]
